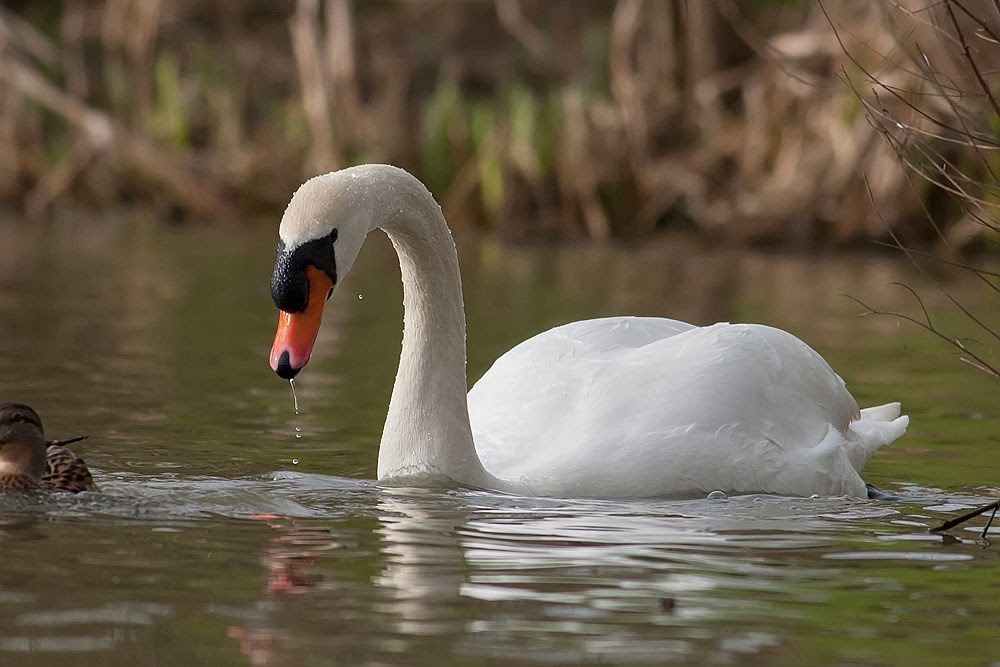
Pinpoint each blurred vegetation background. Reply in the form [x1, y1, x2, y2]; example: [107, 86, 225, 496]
[0, 0, 997, 250]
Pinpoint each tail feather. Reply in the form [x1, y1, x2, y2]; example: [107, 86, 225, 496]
[859, 402, 902, 422]
[845, 402, 908, 471]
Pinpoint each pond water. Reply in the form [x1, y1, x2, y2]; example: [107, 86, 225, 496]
[0, 213, 998, 666]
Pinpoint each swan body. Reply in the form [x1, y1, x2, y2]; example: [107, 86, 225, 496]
[268, 164, 908, 498]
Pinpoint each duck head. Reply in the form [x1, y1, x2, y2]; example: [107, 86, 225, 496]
[0, 403, 47, 486]
[268, 170, 372, 380]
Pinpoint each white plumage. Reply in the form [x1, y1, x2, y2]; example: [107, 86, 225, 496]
[470, 317, 905, 497]
[270, 165, 908, 499]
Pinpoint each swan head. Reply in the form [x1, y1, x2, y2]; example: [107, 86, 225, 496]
[0, 403, 47, 484]
[268, 169, 372, 379]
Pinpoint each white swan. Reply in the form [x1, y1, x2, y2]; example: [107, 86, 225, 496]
[268, 164, 908, 498]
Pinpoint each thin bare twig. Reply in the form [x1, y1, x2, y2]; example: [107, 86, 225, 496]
[911, 43, 1000, 187]
[929, 499, 1000, 533]
[943, 0, 1000, 119]
[949, 0, 1000, 45]
[845, 284, 1000, 378]
[863, 174, 1000, 324]
[46, 435, 89, 448]
[869, 240, 1000, 280]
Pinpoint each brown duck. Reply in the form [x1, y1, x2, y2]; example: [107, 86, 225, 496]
[0, 403, 99, 493]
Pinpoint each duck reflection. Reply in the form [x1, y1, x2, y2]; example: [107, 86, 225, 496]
[226, 514, 342, 665]
[255, 514, 333, 594]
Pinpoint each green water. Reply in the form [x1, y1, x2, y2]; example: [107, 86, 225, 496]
[0, 214, 997, 665]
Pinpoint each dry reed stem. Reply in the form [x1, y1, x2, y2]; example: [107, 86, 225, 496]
[291, 0, 340, 174]
[326, 0, 366, 135]
[495, 0, 547, 59]
[0, 0, 994, 242]
[0, 45, 235, 220]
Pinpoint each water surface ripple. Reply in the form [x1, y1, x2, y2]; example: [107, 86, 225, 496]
[0, 218, 997, 665]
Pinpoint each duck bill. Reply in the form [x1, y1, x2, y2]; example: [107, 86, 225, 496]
[269, 266, 333, 379]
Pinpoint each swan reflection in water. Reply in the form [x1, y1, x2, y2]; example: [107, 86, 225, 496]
[374, 489, 471, 637]
[224, 481, 901, 664]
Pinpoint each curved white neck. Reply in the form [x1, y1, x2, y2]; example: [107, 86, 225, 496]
[361, 169, 494, 488]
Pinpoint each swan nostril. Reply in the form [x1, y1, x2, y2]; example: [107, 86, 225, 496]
[274, 351, 300, 380]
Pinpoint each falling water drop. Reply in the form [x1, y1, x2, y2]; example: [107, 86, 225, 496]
[358, 293, 364, 300]
[289, 378, 300, 414]
[292, 458, 299, 465]
[289, 379, 303, 439]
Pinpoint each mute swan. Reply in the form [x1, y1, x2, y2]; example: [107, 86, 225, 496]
[0, 403, 99, 493]
[267, 164, 907, 498]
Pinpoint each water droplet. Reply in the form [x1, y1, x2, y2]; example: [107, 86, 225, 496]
[357, 293, 364, 300]
[289, 382, 303, 438]
[289, 378, 300, 414]
[707, 490, 728, 500]
[292, 458, 299, 465]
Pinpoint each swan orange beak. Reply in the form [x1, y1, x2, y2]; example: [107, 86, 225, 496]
[270, 266, 334, 379]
